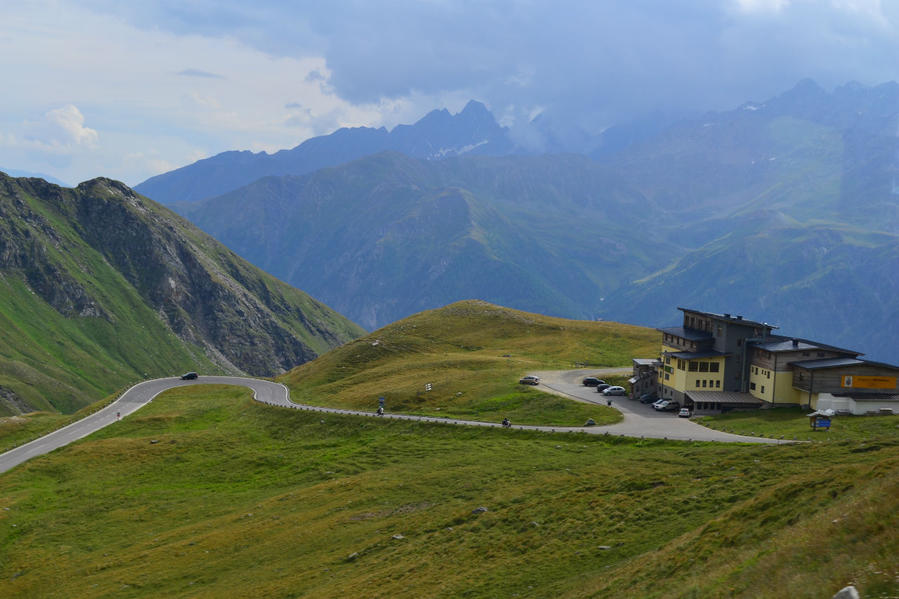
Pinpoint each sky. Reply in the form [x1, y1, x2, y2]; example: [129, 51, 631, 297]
[1, 0, 898, 187]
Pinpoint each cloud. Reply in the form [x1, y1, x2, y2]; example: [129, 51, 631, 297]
[177, 68, 225, 79]
[14, 105, 100, 154]
[3, 0, 899, 184]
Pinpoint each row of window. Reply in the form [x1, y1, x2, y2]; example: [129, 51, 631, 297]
[749, 382, 767, 394]
[752, 366, 771, 379]
[695, 379, 721, 388]
[663, 335, 699, 350]
[663, 355, 721, 373]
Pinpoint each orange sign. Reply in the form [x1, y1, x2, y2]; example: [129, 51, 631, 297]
[841, 376, 897, 389]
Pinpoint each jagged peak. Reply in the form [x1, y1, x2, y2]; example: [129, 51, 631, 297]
[460, 100, 490, 116]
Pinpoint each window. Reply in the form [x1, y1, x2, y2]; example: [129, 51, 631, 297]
[689, 362, 699, 372]
[802, 351, 810, 357]
[677, 359, 685, 370]
[702, 380, 707, 388]
[710, 363, 720, 373]
[817, 351, 825, 357]
[665, 356, 671, 365]
[664, 373, 669, 380]
[737, 339, 743, 347]
[766, 371, 770, 379]
[695, 380, 701, 387]
[715, 380, 721, 388]
[750, 382, 756, 390]
[699, 362, 709, 372]
[761, 385, 765, 394]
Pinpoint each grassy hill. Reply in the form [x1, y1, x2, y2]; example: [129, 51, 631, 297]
[0, 384, 895, 598]
[0, 173, 363, 415]
[280, 301, 659, 425]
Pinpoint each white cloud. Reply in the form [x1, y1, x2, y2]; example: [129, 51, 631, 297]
[735, 0, 792, 12]
[2, 104, 99, 155]
[0, 1, 395, 184]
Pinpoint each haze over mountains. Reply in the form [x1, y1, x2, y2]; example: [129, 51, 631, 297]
[132, 79, 898, 362]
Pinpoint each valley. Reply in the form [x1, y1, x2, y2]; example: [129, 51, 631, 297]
[151, 80, 899, 362]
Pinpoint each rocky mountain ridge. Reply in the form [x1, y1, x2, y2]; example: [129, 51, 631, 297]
[0, 173, 363, 414]
[135, 100, 514, 205]
[177, 79, 899, 361]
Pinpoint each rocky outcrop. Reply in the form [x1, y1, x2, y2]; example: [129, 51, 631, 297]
[0, 173, 363, 383]
[0, 386, 33, 415]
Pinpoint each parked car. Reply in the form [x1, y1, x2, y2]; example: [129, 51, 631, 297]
[582, 377, 605, 387]
[652, 398, 667, 409]
[602, 385, 626, 396]
[519, 375, 540, 385]
[180, 372, 198, 380]
[639, 393, 658, 404]
[655, 400, 680, 412]
[678, 407, 692, 418]
[595, 383, 611, 393]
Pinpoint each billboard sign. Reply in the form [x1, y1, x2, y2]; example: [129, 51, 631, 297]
[841, 376, 897, 390]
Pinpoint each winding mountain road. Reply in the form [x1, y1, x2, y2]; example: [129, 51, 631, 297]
[0, 371, 788, 474]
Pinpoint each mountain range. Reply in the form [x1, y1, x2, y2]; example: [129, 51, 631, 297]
[135, 100, 514, 205]
[148, 79, 899, 362]
[0, 173, 362, 415]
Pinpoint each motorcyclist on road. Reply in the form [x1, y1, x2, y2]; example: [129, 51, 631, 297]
[502, 417, 510, 427]
[377, 406, 384, 416]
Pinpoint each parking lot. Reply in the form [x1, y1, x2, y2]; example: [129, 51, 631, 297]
[533, 369, 788, 443]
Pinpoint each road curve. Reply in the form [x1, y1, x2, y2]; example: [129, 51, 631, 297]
[0, 376, 288, 474]
[0, 371, 789, 473]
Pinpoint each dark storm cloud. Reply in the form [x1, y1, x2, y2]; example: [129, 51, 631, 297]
[79, 1, 899, 131]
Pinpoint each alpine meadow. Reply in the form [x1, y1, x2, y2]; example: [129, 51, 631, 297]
[2, 3, 899, 599]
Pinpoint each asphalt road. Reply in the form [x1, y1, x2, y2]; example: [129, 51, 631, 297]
[0, 376, 290, 474]
[0, 370, 789, 473]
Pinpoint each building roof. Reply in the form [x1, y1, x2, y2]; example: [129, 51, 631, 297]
[677, 307, 777, 330]
[658, 326, 712, 342]
[633, 358, 658, 366]
[790, 358, 866, 370]
[665, 351, 728, 360]
[686, 391, 764, 405]
[754, 335, 859, 356]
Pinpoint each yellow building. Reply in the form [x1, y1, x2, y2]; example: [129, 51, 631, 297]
[637, 307, 899, 413]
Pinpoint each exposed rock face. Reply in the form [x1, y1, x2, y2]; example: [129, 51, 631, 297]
[0, 386, 33, 415]
[0, 173, 363, 384]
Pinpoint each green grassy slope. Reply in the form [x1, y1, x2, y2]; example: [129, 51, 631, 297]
[0, 174, 363, 415]
[281, 300, 658, 426]
[0, 385, 894, 598]
[0, 246, 216, 415]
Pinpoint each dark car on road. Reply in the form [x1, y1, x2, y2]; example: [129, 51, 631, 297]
[519, 375, 540, 385]
[582, 377, 605, 387]
[180, 372, 198, 380]
[595, 383, 611, 393]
